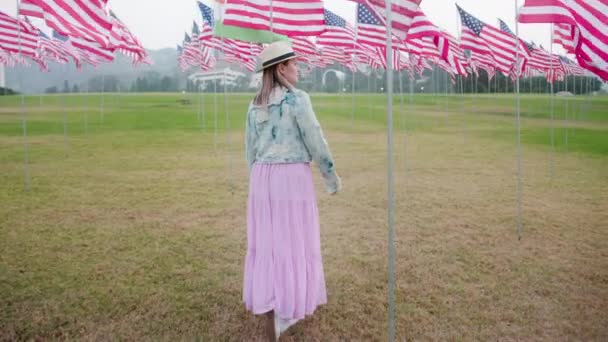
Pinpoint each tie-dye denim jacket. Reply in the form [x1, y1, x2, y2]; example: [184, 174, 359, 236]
[245, 86, 341, 194]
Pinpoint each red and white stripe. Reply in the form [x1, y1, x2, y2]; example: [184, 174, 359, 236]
[222, 0, 324, 37]
[318, 46, 350, 65]
[349, 0, 422, 40]
[519, 0, 608, 80]
[317, 22, 355, 49]
[0, 11, 39, 58]
[70, 35, 113, 62]
[291, 36, 317, 56]
[19, 0, 113, 49]
[552, 23, 576, 53]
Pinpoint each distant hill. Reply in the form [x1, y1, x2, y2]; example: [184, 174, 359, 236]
[5, 48, 185, 94]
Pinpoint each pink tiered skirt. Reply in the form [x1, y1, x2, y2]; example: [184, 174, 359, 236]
[243, 162, 327, 321]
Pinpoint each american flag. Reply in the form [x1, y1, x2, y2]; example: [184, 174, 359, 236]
[19, 0, 113, 49]
[356, 3, 403, 48]
[405, 10, 464, 75]
[457, 5, 517, 75]
[291, 36, 317, 56]
[498, 19, 531, 60]
[527, 43, 561, 75]
[317, 9, 355, 49]
[70, 35, 114, 62]
[559, 55, 586, 76]
[518, 0, 608, 81]
[553, 23, 576, 54]
[52, 30, 85, 68]
[222, 0, 325, 37]
[109, 10, 148, 64]
[318, 46, 350, 65]
[197, 1, 215, 41]
[348, 0, 422, 40]
[442, 29, 468, 76]
[38, 31, 69, 64]
[0, 11, 39, 58]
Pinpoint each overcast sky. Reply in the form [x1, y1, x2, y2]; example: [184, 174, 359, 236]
[0, 0, 566, 55]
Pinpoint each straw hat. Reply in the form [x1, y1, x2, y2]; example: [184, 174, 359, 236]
[257, 40, 297, 72]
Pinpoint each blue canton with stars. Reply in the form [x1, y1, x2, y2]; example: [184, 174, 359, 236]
[325, 9, 346, 27]
[198, 1, 215, 27]
[357, 4, 382, 26]
[457, 5, 485, 36]
[499, 19, 535, 51]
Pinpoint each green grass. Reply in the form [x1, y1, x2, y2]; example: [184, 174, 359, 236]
[1, 92, 607, 340]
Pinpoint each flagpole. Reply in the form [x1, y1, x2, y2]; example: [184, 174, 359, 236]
[515, 0, 523, 240]
[214, 74, 218, 151]
[407, 69, 414, 172]
[16, 0, 30, 191]
[564, 75, 569, 152]
[84, 76, 88, 136]
[100, 74, 105, 124]
[352, 21, 359, 129]
[384, 1, 396, 340]
[549, 30, 555, 178]
[62, 63, 68, 156]
[368, 69, 372, 120]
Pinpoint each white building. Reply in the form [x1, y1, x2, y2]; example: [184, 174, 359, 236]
[188, 67, 246, 89]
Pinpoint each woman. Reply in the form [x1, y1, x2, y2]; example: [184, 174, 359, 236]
[243, 40, 341, 341]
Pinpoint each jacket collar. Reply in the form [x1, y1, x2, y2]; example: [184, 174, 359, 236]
[267, 86, 290, 106]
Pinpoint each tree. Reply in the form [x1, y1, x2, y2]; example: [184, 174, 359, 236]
[45, 86, 58, 94]
[63, 80, 70, 93]
[72, 84, 80, 93]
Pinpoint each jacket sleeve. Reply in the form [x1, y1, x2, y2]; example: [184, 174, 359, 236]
[245, 105, 257, 170]
[293, 91, 341, 194]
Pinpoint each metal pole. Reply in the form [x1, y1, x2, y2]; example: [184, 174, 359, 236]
[406, 72, 413, 171]
[549, 25, 555, 177]
[515, 1, 523, 240]
[16, 1, 30, 191]
[351, 58, 355, 129]
[385, 1, 395, 340]
[214, 79, 218, 151]
[565, 75, 569, 151]
[62, 64, 68, 156]
[224, 68, 233, 192]
[100, 74, 105, 124]
[368, 70, 372, 120]
[84, 79, 88, 136]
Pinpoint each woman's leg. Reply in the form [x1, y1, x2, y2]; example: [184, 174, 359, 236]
[265, 310, 276, 341]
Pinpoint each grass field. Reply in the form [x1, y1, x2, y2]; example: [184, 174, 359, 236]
[1, 92, 607, 340]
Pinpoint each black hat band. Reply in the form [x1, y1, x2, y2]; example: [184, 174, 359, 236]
[262, 52, 296, 68]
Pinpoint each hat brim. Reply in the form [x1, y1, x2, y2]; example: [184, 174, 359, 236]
[256, 52, 297, 73]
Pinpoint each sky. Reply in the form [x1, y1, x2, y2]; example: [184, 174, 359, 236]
[0, 0, 566, 55]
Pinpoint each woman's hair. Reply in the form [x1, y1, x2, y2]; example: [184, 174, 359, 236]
[254, 59, 293, 106]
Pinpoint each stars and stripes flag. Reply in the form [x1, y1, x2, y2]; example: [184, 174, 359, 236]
[197, 1, 215, 41]
[18, 0, 113, 49]
[527, 43, 562, 76]
[518, 0, 608, 81]
[405, 10, 465, 75]
[317, 9, 356, 49]
[457, 5, 517, 75]
[356, 3, 404, 49]
[498, 18, 532, 75]
[222, 0, 325, 37]
[559, 55, 587, 76]
[552, 23, 576, 54]
[47, 25, 113, 66]
[109, 10, 148, 64]
[0, 11, 39, 58]
[291, 36, 317, 56]
[348, 0, 422, 40]
[38, 31, 69, 64]
[52, 30, 86, 68]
